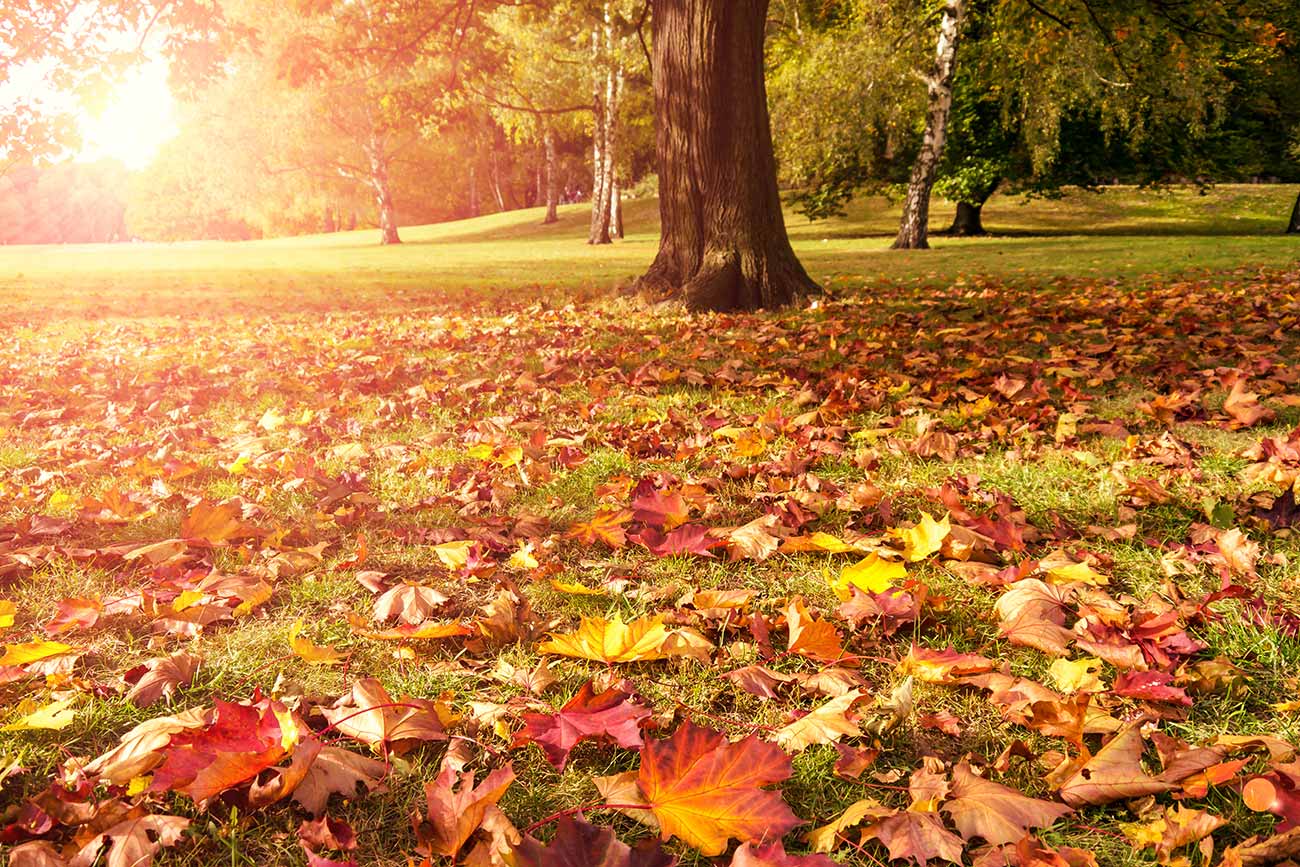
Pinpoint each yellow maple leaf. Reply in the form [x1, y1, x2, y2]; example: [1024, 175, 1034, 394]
[539, 614, 708, 663]
[550, 580, 605, 596]
[893, 511, 951, 561]
[830, 553, 906, 600]
[808, 532, 855, 554]
[0, 600, 15, 630]
[288, 620, 346, 666]
[2, 696, 79, 731]
[433, 540, 474, 570]
[1047, 561, 1108, 586]
[0, 640, 74, 667]
[1048, 657, 1107, 694]
[507, 543, 538, 571]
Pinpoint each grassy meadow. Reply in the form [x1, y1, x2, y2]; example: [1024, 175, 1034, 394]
[1, 184, 1299, 866]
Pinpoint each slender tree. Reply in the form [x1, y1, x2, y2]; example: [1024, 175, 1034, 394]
[635, 0, 817, 311]
[893, 0, 965, 249]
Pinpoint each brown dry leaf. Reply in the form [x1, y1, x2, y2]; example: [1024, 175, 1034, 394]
[1059, 724, 1173, 806]
[995, 579, 1075, 657]
[321, 678, 449, 753]
[942, 760, 1071, 845]
[372, 581, 450, 624]
[123, 652, 201, 708]
[774, 690, 864, 753]
[413, 758, 516, 858]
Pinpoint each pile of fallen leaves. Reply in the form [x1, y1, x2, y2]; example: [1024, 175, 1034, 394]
[2, 268, 1300, 866]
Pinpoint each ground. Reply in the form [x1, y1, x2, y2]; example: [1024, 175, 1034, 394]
[1, 186, 1299, 867]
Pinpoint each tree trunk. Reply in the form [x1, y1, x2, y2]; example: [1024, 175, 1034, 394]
[635, 0, 817, 311]
[893, 0, 965, 250]
[588, 11, 615, 245]
[468, 162, 480, 217]
[1288, 190, 1300, 234]
[543, 129, 560, 224]
[611, 176, 624, 238]
[365, 136, 400, 245]
[490, 148, 506, 212]
[943, 181, 997, 236]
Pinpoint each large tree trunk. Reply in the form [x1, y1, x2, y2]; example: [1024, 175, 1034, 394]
[893, 0, 965, 250]
[942, 180, 997, 236]
[1288, 190, 1300, 234]
[636, 0, 817, 311]
[543, 129, 560, 224]
[365, 135, 400, 245]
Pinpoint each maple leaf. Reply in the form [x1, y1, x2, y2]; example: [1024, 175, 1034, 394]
[43, 596, 102, 634]
[723, 665, 796, 700]
[805, 798, 895, 852]
[151, 699, 294, 806]
[995, 579, 1075, 657]
[346, 613, 472, 641]
[289, 620, 347, 665]
[784, 598, 849, 664]
[515, 682, 651, 770]
[299, 815, 357, 867]
[567, 509, 634, 548]
[632, 525, 720, 558]
[372, 582, 450, 624]
[513, 816, 676, 867]
[2, 696, 79, 731]
[632, 720, 801, 856]
[941, 761, 1071, 845]
[291, 745, 388, 816]
[0, 639, 74, 667]
[78, 810, 190, 867]
[1111, 671, 1192, 705]
[180, 500, 256, 544]
[321, 678, 449, 753]
[867, 812, 964, 866]
[774, 690, 864, 753]
[412, 759, 516, 858]
[1059, 724, 1173, 806]
[1120, 805, 1226, 861]
[123, 652, 201, 707]
[826, 555, 902, 604]
[632, 488, 691, 530]
[892, 512, 950, 562]
[1047, 657, 1106, 695]
[727, 515, 784, 562]
[538, 614, 709, 664]
[897, 645, 995, 683]
[0, 599, 14, 630]
[1223, 379, 1274, 427]
[730, 840, 837, 866]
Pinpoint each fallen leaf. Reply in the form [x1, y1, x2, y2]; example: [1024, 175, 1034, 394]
[516, 682, 651, 770]
[942, 760, 1071, 845]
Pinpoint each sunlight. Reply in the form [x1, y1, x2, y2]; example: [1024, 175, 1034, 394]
[78, 61, 177, 170]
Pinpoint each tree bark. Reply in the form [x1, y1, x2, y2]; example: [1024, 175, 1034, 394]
[490, 147, 506, 212]
[1288, 190, 1300, 234]
[942, 181, 997, 236]
[468, 162, 480, 217]
[636, 0, 817, 311]
[588, 9, 616, 245]
[611, 176, 624, 238]
[543, 128, 560, 224]
[365, 135, 400, 245]
[893, 0, 965, 250]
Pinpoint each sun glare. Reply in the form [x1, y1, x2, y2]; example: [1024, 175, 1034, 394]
[79, 61, 178, 171]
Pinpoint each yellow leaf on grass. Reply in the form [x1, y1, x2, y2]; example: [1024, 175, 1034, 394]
[288, 620, 346, 666]
[1048, 657, 1107, 694]
[1047, 561, 1108, 586]
[809, 532, 855, 554]
[831, 553, 906, 600]
[539, 614, 709, 664]
[0, 640, 74, 667]
[507, 543, 538, 571]
[433, 540, 474, 570]
[893, 512, 950, 562]
[550, 580, 604, 596]
[2, 696, 79, 731]
[48, 490, 75, 511]
[0, 600, 15, 630]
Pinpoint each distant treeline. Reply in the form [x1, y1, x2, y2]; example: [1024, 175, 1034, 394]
[0, 162, 129, 245]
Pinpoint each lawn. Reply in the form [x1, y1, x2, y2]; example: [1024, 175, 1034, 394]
[1, 185, 1299, 867]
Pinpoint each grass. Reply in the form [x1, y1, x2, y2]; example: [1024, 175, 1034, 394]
[0, 183, 1296, 319]
[1, 184, 1299, 866]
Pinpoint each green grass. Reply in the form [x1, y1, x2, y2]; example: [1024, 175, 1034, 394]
[0, 184, 1296, 320]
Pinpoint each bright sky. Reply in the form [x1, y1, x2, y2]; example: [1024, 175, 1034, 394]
[78, 60, 179, 170]
[2, 56, 178, 171]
